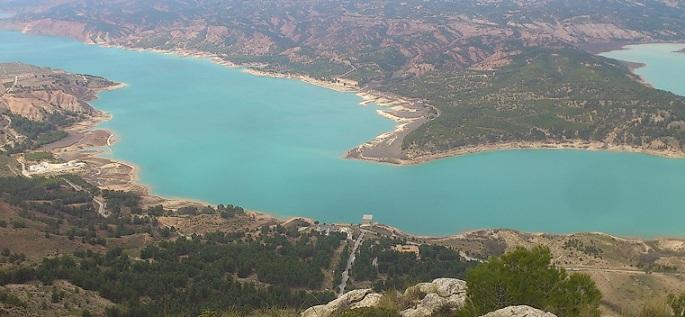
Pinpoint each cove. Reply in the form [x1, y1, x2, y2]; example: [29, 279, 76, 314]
[2, 30, 685, 237]
[600, 43, 685, 95]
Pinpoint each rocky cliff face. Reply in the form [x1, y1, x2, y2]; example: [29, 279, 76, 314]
[301, 278, 556, 317]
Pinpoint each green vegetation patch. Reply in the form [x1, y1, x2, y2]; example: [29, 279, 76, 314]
[0, 290, 26, 308]
[24, 151, 55, 162]
[5, 114, 70, 153]
[0, 230, 344, 316]
[351, 238, 475, 291]
[0, 154, 20, 177]
[457, 246, 601, 317]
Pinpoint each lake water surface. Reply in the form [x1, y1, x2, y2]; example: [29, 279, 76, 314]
[2, 31, 685, 236]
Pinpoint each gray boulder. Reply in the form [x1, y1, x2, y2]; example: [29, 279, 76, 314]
[350, 292, 383, 309]
[400, 278, 467, 317]
[479, 305, 558, 317]
[301, 288, 382, 317]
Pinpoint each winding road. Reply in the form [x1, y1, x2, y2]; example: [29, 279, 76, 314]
[62, 177, 109, 217]
[5, 75, 17, 93]
[337, 231, 365, 297]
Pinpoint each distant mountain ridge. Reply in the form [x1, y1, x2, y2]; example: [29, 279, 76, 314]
[2, 0, 685, 78]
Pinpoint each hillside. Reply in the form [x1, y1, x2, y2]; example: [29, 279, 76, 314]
[2, 0, 685, 76]
[1, 0, 685, 162]
[364, 48, 685, 162]
[0, 63, 117, 154]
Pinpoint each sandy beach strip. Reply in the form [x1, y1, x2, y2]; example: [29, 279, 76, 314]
[366, 140, 685, 166]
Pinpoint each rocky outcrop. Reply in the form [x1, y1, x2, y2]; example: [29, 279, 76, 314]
[301, 278, 467, 317]
[479, 305, 557, 317]
[400, 278, 468, 317]
[301, 289, 382, 317]
[300, 280, 558, 317]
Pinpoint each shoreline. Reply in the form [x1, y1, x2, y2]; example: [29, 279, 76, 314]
[64, 105, 685, 240]
[59, 81, 685, 241]
[55, 106, 285, 218]
[581, 39, 685, 54]
[594, 41, 685, 89]
[86, 38, 440, 166]
[17, 27, 685, 166]
[48, 84, 223, 211]
[51, 95, 685, 240]
[348, 139, 685, 166]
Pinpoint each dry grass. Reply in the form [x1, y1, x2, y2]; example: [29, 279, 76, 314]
[0, 280, 114, 317]
[196, 308, 298, 317]
[0, 203, 106, 264]
[158, 213, 277, 236]
[635, 297, 672, 317]
[377, 291, 401, 311]
[426, 229, 685, 316]
[584, 270, 685, 316]
[369, 287, 431, 313]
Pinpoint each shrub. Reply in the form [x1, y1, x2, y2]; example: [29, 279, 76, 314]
[669, 292, 685, 317]
[0, 290, 26, 307]
[24, 151, 55, 161]
[639, 297, 671, 317]
[197, 310, 220, 317]
[376, 291, 401, 311]
[11, 220, 27, 229]
[461, 246, 601, 317]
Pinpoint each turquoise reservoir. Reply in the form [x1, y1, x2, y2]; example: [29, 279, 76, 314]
[2, 31, 684, 236]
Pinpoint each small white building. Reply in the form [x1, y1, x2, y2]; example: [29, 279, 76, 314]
[338, 227, 353, 240]
[27, 160, 86, 175]
[305, 224, 353, 240]
[361, 214, 374, 227]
